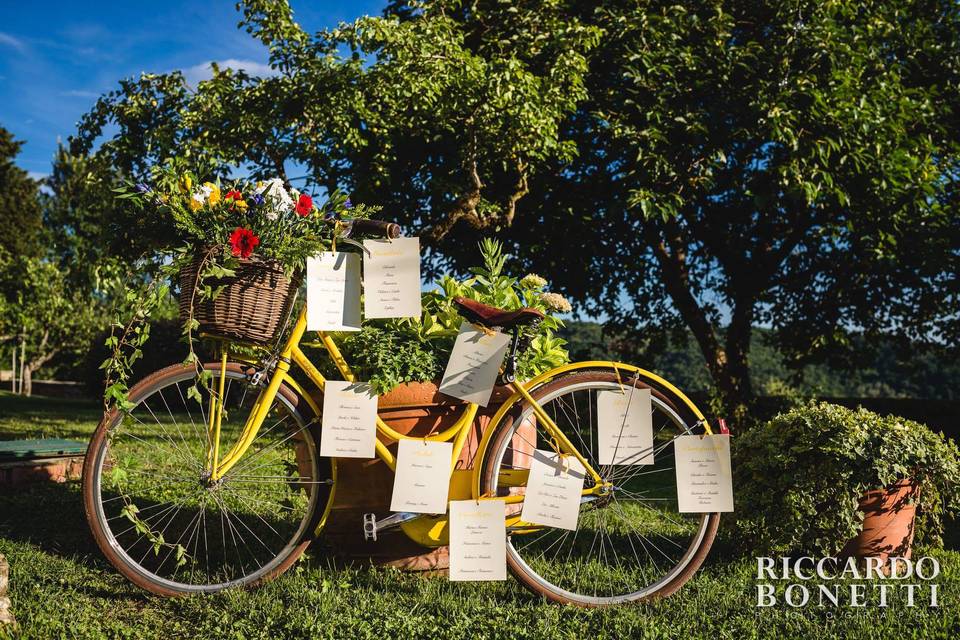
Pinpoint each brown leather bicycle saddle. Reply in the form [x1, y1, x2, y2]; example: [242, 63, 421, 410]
[453, 296, 545, 329]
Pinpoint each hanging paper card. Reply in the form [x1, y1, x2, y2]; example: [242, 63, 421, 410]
[596, 388, 654, 465]
[306, 252, 361, 331]
[438, 321, 511, 407]
[319, 381, 378, 459]
[363, 237, 422, 319]
[448, 499, 507, 581]
[674, 434, 734, 513]
[519, 450, 586, 531]
[390, 439, 453, 514]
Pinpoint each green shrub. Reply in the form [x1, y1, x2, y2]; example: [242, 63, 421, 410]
[730, 401, 960, 556]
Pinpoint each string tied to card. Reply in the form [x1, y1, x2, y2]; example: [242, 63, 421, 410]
[330, 219, 344, 252]
[612, 363, 625, 395]
[471, 322, 497, 337]
[475, 490, 494, 505]
[557, 452, 571, 478]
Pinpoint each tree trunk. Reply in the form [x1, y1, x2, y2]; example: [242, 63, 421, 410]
[21, 367, 32, 397]
[18, 334, 25, 395]
[647, 221, 757, 426]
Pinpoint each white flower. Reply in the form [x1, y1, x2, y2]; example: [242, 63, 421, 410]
[258, 178, 293, 221]
[539, 292, 572, 314]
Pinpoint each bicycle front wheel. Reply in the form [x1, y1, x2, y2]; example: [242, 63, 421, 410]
[480, 369, 719, 606]
[82, 362, 331, 596]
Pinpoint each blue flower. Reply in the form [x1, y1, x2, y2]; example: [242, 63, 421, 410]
[250, 193, 265, 206]
[135, 183, 150, 193]
[343, 198, 353, 209]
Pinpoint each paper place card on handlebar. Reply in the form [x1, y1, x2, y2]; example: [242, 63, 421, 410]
[362, 237, 422, 319]
[306, 252, 362, 331]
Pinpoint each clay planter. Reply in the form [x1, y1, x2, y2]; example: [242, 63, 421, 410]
[312, 381, 535, 570]
[841, 479, 919, 562]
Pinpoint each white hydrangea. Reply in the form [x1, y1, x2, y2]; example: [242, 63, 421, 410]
[256, 178, 294, 221]
[520, 273, 547, 290]
[539, 292, 573, 314]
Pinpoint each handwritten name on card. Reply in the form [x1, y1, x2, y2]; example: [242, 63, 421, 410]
[519, 450, 586, 531]
[438, 322, 511, 407]
[390, 439, 453, 514]
[319, 381, 378, 459]
[448, 500, 507, 581]
[674, 434, 734, 513]
[596, 389, 654, 466]
[363, 237, 422, 319]
[306, 252, 361, 331]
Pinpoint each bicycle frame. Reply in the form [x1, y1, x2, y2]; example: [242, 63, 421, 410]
[204, 306, 712, 540]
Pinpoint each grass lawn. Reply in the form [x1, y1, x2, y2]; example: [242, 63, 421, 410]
[1, 390, 958, 639]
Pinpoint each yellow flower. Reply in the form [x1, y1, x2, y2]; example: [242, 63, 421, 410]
[189, 193, 204, 212]
[233, 199, 249, 212]
[203, 182, 221, 206]
[180, 175, 192, 193]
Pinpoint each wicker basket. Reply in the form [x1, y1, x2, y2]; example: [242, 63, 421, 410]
[178, 253, 301, 346]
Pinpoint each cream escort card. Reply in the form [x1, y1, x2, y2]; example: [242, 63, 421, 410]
[519, 450, 586, 531]
[596, 388, 654, 466]
[438, 321, 512, 407]
[390, 439, 453, 514]
[306, 252, 362, 331]
[363, 237, 422, 319]
[674, 434, 734, 513]
[448, 499, 507, 581]
[319, 381, 378, 459]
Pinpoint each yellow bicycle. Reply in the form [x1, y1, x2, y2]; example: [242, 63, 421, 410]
[82, 226, 720, 606]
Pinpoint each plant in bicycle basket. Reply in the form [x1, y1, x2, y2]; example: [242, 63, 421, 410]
[323, 238, 572, 395]
[104, 166, 376, 410]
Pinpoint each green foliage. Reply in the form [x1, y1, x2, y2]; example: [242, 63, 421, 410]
[730, 402, 960, 556]
[325, 240, 570, 394]
[333, 327, 442, 396]
[60, 1, 960, 421]
[0, 126, 44, 263]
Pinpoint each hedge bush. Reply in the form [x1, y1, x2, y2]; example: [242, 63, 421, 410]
[729, 401, 960, 556]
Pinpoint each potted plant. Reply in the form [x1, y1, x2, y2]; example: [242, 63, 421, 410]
[310, 239, 573, 566]
[730, 402, 960, 560]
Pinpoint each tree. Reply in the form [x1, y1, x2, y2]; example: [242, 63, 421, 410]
[0, 127, 44, 262]
[0, 248, 102, 395]
[65, 1, 960, 421]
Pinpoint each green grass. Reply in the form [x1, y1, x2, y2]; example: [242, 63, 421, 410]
[1, 391, 959, 639]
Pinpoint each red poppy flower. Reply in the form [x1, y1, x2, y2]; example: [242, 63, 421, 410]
[295, 193, 313, 217]
[225, 190, 243, 201]
[229, 227, 259, 259]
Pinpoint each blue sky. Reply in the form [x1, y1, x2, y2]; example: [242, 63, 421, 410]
[0, 1, 385, 179]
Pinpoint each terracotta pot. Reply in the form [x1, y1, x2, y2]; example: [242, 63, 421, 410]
[312, 381, 535, 570]
[841, 478, 919, 562]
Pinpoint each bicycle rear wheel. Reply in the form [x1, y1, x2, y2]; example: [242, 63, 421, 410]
[480, 369, 719, 606]
[82, 362, 332, 596]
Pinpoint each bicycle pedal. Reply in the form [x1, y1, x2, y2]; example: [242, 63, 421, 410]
[362, 513, 377, 541]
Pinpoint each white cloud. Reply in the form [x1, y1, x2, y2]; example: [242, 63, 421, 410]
[0, 32, 25, 52]
[182, 59, 276, 86]
[59, 89, 101, 99]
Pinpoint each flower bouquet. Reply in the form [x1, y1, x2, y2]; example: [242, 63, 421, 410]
[117, 168, 373, 346]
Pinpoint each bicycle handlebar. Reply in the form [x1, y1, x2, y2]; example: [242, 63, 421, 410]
[348, 218, 402, 239]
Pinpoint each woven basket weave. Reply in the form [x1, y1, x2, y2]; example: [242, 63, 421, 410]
[178, 253, 301, 346]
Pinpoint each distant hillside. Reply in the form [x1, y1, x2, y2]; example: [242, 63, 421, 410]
[558, 321, 960, 401]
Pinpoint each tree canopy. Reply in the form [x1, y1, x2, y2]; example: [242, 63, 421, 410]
[64, 0, 960, 419]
